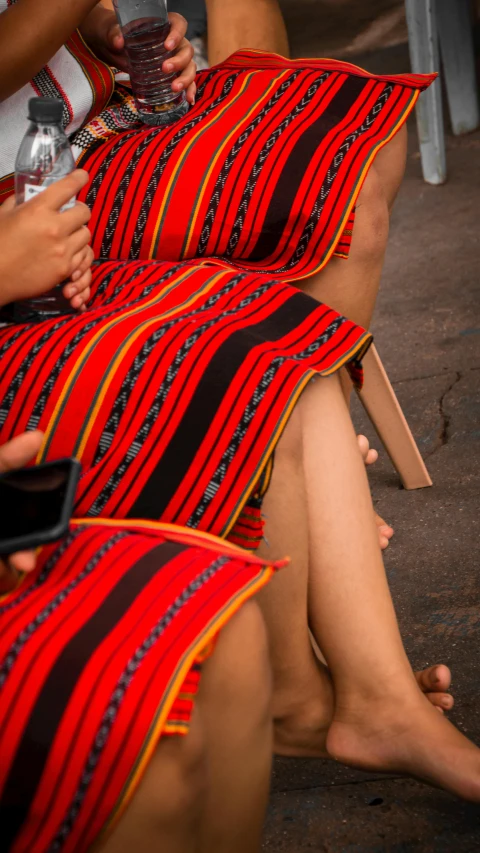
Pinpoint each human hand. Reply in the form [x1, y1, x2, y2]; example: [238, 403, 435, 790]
[0, 171, 93, 312]
[82, 8, 197, 105]
[0, 431, 44, 593]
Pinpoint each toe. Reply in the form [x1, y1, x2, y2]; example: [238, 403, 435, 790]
[379, 524, 394, 540]
[357, 434, 370, 461]
[416, 664, 452, 694]
[357, 435, 379, 467]
[379, 534, 390, 550]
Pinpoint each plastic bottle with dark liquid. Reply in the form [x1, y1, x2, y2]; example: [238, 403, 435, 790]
[114, 0, 189, 126]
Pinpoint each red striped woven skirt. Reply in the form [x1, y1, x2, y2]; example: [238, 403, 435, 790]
[0, 519, 278, 853]
[75, 52, 432, 280]
[0, 259, 371, 547]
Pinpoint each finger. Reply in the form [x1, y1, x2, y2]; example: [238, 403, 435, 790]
[165, 12, 187, 50]
[66, 269, 92, 308]
[0, 195, 16, 214]
[8, 550, 37, 573]
[0, 431, 44, 473]
[186, 80, 197, 106]
[69, 245, 94, 284]
[40, 171, 89, 211]
[58, 202, 91, 236]
[171, 59, 197, 93]
[65, 226, 92, 269]
[107, 20, 124, 51]
[70, 282, 91, 310]
[163, 39, 194, 73]
[64, 260, 92, 300]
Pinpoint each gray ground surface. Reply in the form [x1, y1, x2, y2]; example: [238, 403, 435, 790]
[263, 5, 480, 851]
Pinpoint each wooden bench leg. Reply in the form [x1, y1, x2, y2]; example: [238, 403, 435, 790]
[356, 345, 433, 490]
[405, 0, 447, 184]
[436, 0, 480, 136]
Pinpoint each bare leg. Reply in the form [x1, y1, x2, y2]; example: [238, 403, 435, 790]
[255, 407, 334, 757]
[95, 603, 272, 853]
[95, 710, 205, 853]
[205, 0, 289, 65]
[299, 375, 480, 800]
[373, 124, 408, 211]
[197, 602, 273, 853]
[255, 394, 452, 758]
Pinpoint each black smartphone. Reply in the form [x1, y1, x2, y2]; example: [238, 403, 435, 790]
[0, 458, 81, 555]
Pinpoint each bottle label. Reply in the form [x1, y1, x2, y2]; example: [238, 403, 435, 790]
[24, 183, 76, 211]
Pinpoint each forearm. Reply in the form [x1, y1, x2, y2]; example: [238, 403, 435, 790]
[0, 0, 100, 102]
[205, 0, 289, 65]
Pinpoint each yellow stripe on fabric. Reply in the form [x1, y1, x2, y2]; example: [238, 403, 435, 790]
[181, 71, 288, 258]
[38, 267, 226, 461]
[283, 88, 420, 284]
[72, 269, 230, 459]
[97, 567, 274, 847]
[222, 331, 373, 542]
[149, 73, 256, 259]
[71, 517, 268, 561]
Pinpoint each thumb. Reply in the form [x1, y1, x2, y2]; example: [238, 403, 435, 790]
[107, 20, 124, 50]
[0, 195, 16, 215]
[0, 431, 45, 473]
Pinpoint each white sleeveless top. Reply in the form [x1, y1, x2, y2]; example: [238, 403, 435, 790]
[0, 0, 114, 194]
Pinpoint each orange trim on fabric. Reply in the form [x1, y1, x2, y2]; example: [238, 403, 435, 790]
[220, 330, 372, 542]
[96, 567, 274, 846]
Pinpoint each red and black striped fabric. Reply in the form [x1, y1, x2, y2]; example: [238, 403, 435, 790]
[74, 51, 435, 280]
[0, 518, 278, 853]
[0, 259, 371, 548]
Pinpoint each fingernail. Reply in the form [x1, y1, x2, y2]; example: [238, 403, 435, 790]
[164, 62, 174, 72]
[71, 271, 80, 282]
[165, 39, 175, 49]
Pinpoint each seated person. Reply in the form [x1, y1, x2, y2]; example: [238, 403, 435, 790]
[1, 171, 480, 853]
[0, 430, 275, 853]
[169, 0, 289, 66]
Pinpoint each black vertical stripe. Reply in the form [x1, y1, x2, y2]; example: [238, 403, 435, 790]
[128, 290, 317, 519]
[1, 541, 186, 850]
[248, 74, 367, 261]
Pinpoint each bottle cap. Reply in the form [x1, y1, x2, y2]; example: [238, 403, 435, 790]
[28, 97, 64, 124]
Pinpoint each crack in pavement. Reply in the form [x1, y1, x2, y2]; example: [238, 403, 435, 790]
[425, 371, 462, 459]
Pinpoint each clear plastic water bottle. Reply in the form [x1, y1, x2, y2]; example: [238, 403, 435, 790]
[113, 0, 189, 126]
[14, 97, 77, 322]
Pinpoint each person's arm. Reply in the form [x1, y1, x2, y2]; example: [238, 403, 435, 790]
[0, 0, 100, 101]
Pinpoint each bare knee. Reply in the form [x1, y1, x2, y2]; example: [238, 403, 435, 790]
[145, 715, 206, 824]
[354, 167, 389, 263]
[211, 601, 272, 728]
[95, 716, 206, 852]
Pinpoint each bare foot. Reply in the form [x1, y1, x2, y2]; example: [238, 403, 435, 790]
[273, 657, 333, 759]
[327, 689, 480, 801]
[357, 434, 394, 550]
[273, 662, 453, 759]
